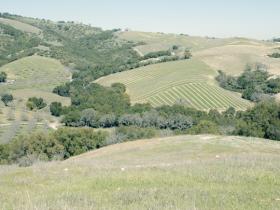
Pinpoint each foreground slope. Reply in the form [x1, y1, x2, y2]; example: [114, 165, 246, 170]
[97, 59, 251, 110]
[1, 135, 280, 209]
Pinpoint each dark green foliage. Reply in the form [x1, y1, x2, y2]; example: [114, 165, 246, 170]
[53, 83, 71, 97]
[116, 126, 156, 141]
[188, 120, 220, 135]
[234, 100, 280, 140]
[26, 97, 47, 110]
[111, 83, 126, 94]
[265, 78, 280, 93]
[172, 45, 179, 50]
[0, 144, 9, 164]
[0, 72, 7, 82]
[216, 66, 280, 101]
[0, 22, 40, 66]
[142, 50, 171, 60]
[0, 128, 108, 165]
[79, 108, 100, 127]
[8, 132, 64, 163]
[1, 94, 13, 106]
[273, 38, 280, 42]
[62, 110, 81, 126]
[53, 128, 107, 158]
[50, 102, 63, 116]
[66, 83, 130, 115]
[268, 53, 280, 58]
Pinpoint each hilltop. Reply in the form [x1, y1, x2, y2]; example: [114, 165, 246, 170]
[1, 134, 280, 209]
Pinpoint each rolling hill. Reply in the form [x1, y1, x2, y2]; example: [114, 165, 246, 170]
[97, 59, 252, 111]
[1, 135, 280, 209]
[0, 55, 71, 143]
[118, 31, 280, 76]
[0, 17, 41, 34]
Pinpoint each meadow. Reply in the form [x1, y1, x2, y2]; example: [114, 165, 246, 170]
[0, 55, 71, 143]
[1, 135, 280, 210]
[118, 31, 280, 76]
[97, 59, 251, 111]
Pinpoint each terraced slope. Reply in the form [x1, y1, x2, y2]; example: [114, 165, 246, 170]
[97, 59, 251, 111]
[1, 135, 280, 209]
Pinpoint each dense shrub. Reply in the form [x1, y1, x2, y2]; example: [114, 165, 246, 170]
[268, 53, 280, 58]
[115, 126, 156, 141]
[26, 97, 47, 110]
[0, 72, 7, 83]
[50, 102, 63, 116]
[0, 128, 108, 165]
[53, 83, 71, 97]
[53, 128, 107, 158]
[1, 94, 13, 106]
[216, 66, 280, 101]
[142, 51, 171, 60]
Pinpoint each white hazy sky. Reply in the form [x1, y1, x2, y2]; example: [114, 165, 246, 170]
[1, 0, 280, 39]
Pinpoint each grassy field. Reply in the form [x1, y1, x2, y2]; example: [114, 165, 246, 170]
[118, 31, 236, 54]
[97, 59, 251, 111]
[0, 17, 41, 34]
[0, 55, 71, 92]
[118, 31, 280, 76]
[194, 44, 280, 76]
[0, 56, 71, 143]
[1, 135, 280, 209]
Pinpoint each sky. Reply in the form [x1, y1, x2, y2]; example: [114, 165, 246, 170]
[0, 0, 279, 39]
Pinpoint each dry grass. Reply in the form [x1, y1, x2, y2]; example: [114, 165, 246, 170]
[0, 17, 41, 34]
[194, 44, 280, 76]
[1, 135, 280, 209]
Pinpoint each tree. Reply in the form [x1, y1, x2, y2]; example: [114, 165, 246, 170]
[80, 108, 100, 127]
[1, 94, 13, 106]
[50, 102, 63, 116]
[26, 97, 47, 110]
[0, 72, 7, 83]
[99, 114, 117, 128]
[111, 83, 126, 94]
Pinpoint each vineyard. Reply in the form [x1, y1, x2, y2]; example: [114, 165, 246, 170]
[97, 59, 251, 111]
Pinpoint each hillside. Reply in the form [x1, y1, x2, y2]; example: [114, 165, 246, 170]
[118, 31, 280, 76]
[97, 59, 251, 110]
[0, 55, 71, 143]
[1, 135, 280, 209]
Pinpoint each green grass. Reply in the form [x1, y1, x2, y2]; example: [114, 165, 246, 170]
[1, 135, 280, 209]
[0, 55, 71, 92]
[97, 59, 251, 111]
[0, 17, 41, 34]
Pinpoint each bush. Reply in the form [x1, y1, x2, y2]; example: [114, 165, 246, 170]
[53, 83, 71, 97]
[1, 94, 13, 106]
[0, 72, 7, 83]
[111, 83, 126, 94]
[50, 102, 63, 116]
[115, 126, 156, 142]
[26, 97, 47, 110]
[268, 53, 280, 58]
[2, 128, 108, 165]
[8, 132, 64, 163]
[53, 128, 107, 158]
[143, 51, 171, 60]
[188, 120, 220, 135]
